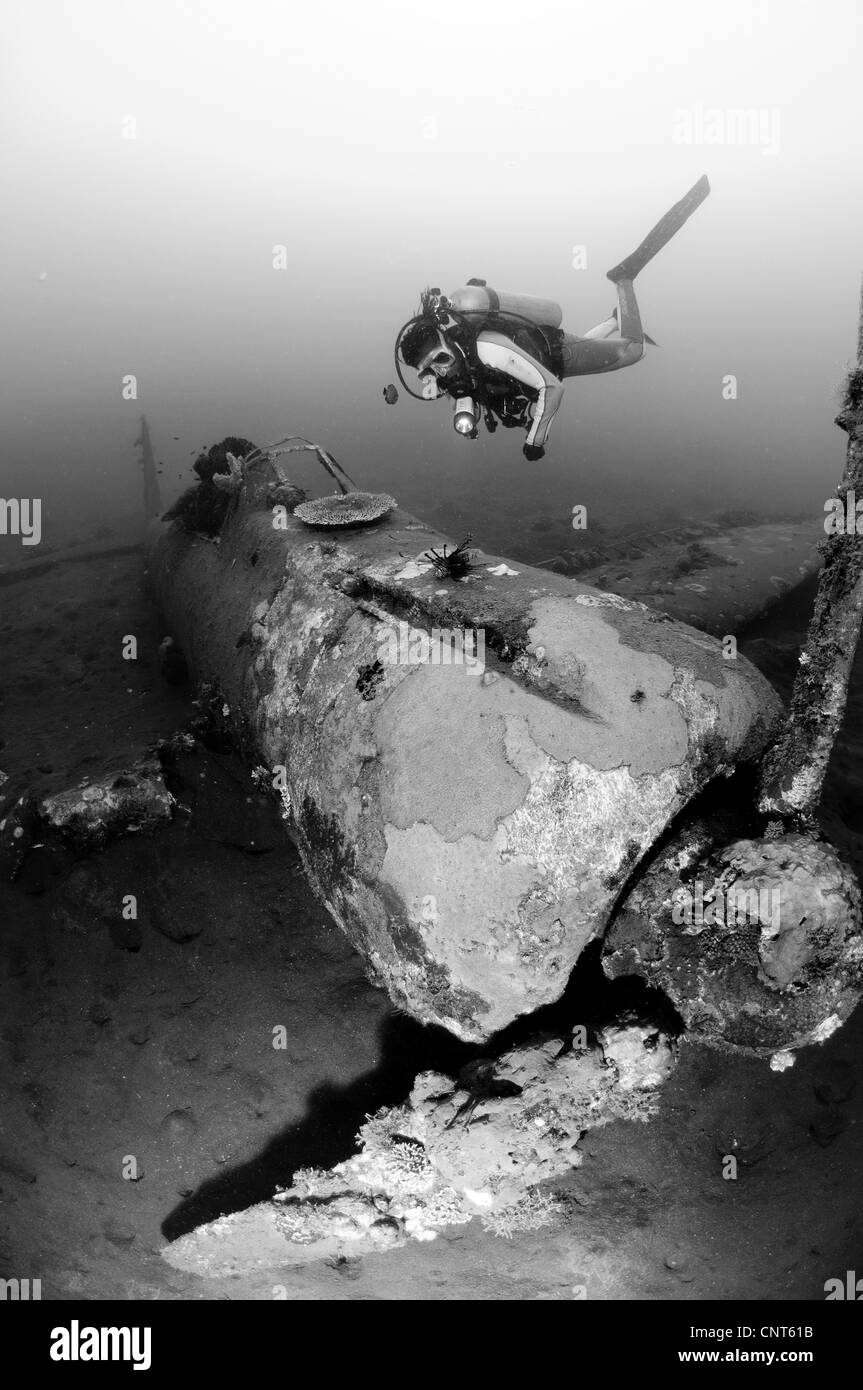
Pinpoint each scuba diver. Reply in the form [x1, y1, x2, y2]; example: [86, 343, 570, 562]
[392, 175, 710, 461]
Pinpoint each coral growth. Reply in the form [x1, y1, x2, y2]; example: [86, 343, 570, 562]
[177, 1023, 675, 1269]
[192, 438, 258, 487]
[165, 437, 259, 536]
[604, 829, 863, 1054]
[38, 759, 173, 849]
[211, 452, 246, 494]
[480, 1189, 563, 1239]
[294, 492, 396, 528]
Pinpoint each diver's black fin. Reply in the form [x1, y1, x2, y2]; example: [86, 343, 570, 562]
[606, 174, 710, 283]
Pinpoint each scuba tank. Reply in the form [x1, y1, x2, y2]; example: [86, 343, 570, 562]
[448, 282, 563, 330]
[450, 281, 563, 379]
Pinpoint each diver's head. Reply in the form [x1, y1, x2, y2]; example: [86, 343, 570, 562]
[400, 322, 459, 380]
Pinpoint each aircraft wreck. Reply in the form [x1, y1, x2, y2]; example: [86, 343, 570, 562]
[145, 441, 785, 1042]
[5, 330, 860, 1276]
[138, 368, 863, 1271]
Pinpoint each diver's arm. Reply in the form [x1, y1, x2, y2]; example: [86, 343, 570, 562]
[475, 332, 564, 451]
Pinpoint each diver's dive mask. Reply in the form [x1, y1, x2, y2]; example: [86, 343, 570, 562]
[415, 330, 459, 380]
[414, 329, 461, 400]
[393, 290, 477, 406]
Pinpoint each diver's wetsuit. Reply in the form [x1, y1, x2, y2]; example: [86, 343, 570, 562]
[558, 277, 645, 376]
[475, 331, 564, 451]
[461, 274, 646, 453]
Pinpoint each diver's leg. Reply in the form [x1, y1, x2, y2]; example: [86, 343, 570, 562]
[562, 175, 710, 377]
[560, 278, 644, 377]
[612, 277, 643, 345]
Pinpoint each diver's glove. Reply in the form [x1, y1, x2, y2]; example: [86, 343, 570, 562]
[523, 444, 545, 462]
